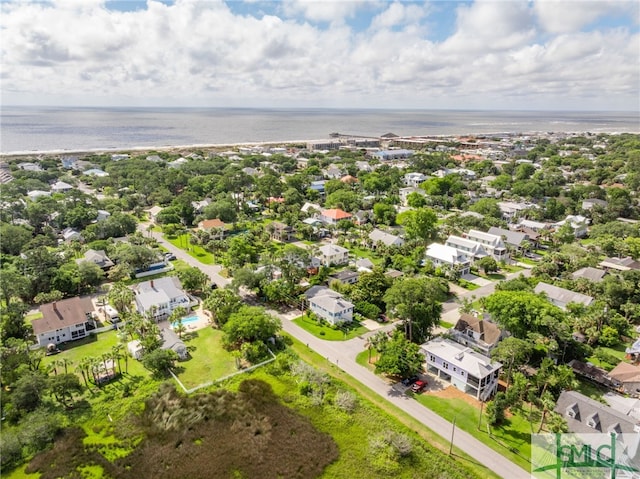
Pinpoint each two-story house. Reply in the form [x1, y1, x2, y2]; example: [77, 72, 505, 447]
[132, 277, 194, 321]
[424, 243, 471, 276]
[534, 282, 594, 310]
[317, 244, 349, 267]
[305, 286, 354, 325]
[319, 208, 352, 225]
[465, 230, 509, 262]
[451, 314, 502, 355]
[32, 297, 95, 347]
[421, 337, 502, 401]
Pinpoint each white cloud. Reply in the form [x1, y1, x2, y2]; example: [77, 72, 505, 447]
[533, 0, 638, 34]
[0, 0, 638, 109]
[281, 0, 368, 24]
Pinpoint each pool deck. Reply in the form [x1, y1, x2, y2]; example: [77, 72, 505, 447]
[168, 307, 210, 331]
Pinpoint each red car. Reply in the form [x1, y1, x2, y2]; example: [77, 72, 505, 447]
[411, 380, 427, 393]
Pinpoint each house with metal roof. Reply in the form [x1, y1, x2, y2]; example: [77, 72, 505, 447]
[534, 282, 594, 310]
[425, 243, 471, 276]
[132, 277, 193, 321]
[305, 286, 354, 325]
[369, 228, 404, 248]
[421, 337, 502, 400]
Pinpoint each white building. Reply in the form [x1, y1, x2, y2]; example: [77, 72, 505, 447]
[317, 244, 349, 266]
[465, 230, 509, 262]
[404, 172, 428, 187]
[132, 277, 194, 321]
[534, 282, 595, 310]
[32, 297, 94, 347]
[421, 337, 502, 401]
[425, 243, 471, 275]
[368, 229, 404, 248]
[305, 286, 354, 325]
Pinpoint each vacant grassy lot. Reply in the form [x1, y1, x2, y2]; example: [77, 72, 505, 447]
[174, 327, 238, 389]
[293, 314, 368, 341]
[165, 233, 216, 264]
[415, 394, 531, 471]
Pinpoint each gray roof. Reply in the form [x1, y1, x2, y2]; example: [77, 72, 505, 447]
[487, 227, 528, 247]
[534, 282, 594, 308]
[160, 328, 187, 359]
[571, 267, 606, 282]
[329, 270, 360, 282]
[304, 285, 341, 300]
[369, 228, 404, 247]
[421, 337, 502, 379]
[555, 390, 639, 435]
[309, 294, 354, 313]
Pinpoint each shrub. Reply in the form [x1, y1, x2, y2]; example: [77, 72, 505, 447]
[334, 390, 357, 413]
[0, 429, 22, 469]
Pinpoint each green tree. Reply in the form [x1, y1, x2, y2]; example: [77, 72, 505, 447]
[374, 331, 424, 378]
[475, 256, 498, 274]
[469, 198, 501, 219]
[222, 306, 281, 350]
[177, 266, 209, 293]
[11, 372, 48, 413]
[142, 348, 178, 378]
[107, 282, 135, 314]
[396, 208, 437, 243]
[384, 277, 445, 343]
[203, 288, 243, 327]
[373, 203, 396, 226]
[49, 373, 83, 407]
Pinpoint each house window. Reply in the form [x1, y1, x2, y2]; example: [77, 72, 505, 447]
[443, 362, 449, 370]
[429, 355, 435, 362]
[453, 367, 457, 373]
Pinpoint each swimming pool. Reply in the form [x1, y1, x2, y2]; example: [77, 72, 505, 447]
[172, 315, 200, 327]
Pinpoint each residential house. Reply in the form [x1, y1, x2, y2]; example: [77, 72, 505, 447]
[451, 314, 502, 355]
[404, 172, 428, 187]
[17, 162, 42, 172]
[425, 243, 471, 276]
[421, 337, 502, 400]
[465, 230, 509, 262]
[317, 244, 349, 267]
[301, 202, 322, 215]
[555, 390, 640, 435]
[571, 267, 606, 283]
[556, 215, 589, 238]
[147, 206, 164, 224]
[27, 190, 51, 201]
[77, 249, 114, 270]
[353, 210, 370, 226]
[192, 199, 211, 214]
[131, 276, 194, 321]
[355, 161, 373, 172]
[111, 154, 129, 161]
[62, 227, 83, 242]
[319, 208, 352, 225]
[399, 187, 426, 206]
[32, 297, 95, 347]
[168, 157, 188, 168]
[487, 227, 531, 253]
[340, 175, 358, 184]
[160, 328, 188, 360]
[355, 258, 375, 272]
[568, 360, 617, 389]
[582, 198, 608, 211]
[307, 139, 342, 151]
[445, 235, 488, 260]
[498, 201, 536, 222]
[328, 270, 360, 285]
[127, 340, 144, 360]
[609, 363, 640, 395]
[323, 165, 344, 179]
[515, 218, 549, 232]
[51, 180, 73, 193]
[268, 221, 294, 242]
[196, 219, 228, 239]
[61, 156, 78, 169]
[83, 168, 109, 177]
[96, 209, 111, 222]
[309, 180, 327, 194]
[368, 229, 404, 248]
[534, 282, 594, 310]
[305, 286, 354, 325]
[599, 256, 640, 272]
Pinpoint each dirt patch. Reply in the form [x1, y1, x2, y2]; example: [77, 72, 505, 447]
[429, 385, 482, 409]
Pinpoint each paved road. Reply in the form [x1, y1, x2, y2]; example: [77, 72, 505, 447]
[144, 226, 529, 478]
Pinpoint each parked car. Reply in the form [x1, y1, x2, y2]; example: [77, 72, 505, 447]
[411, 380, 427, 393]
[401, 375, 419, 387]
[165, 252, 177, 261]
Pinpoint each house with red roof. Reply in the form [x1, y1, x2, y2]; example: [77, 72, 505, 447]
[319, 208, 353, 225]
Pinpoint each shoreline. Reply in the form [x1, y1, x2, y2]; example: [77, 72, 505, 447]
[2, 129, 638, 158]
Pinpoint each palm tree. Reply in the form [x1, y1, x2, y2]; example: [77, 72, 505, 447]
[111, 345, 123, 376]
[537, 391, 556, 433]
[60, 357, 72, 375]
[107, 282, 135, 315]
[75, 360, 90, 389]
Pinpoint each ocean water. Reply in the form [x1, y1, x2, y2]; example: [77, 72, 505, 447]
[1, 107, 638, 154]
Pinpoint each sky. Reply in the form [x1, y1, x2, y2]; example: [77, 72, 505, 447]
[1, 0, 639, 110]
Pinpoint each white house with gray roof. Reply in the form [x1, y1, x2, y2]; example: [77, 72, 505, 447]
[369, 229, 404, 248]
[425, 243, 471, 275]
[131, 276, 194, 321]
[487, 227, 530, 252]
[317, 244, 349, 267]
[305, 286, 354, 325]
[421, 337, 502, 400]
[534, 282, 594, 310]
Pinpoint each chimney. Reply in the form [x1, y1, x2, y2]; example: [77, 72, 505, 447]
[150, 280, 154, 289]
[52, 301, 57, 311]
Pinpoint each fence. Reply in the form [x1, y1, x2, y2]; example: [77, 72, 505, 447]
[169, 349, 277, 394]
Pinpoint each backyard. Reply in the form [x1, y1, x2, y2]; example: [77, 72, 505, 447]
[173, 326, 238, 389]
[293, 314, 369, 341]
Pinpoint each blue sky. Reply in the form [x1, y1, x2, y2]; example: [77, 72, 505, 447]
[1, 0, 639, 110]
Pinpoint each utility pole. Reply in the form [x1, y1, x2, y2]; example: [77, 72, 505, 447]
[449, 417, 456, 455]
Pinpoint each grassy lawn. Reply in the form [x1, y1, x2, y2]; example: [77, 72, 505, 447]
[575, 378, 608, 400]
[484, 273, 506, 280]
[25, 311, 43, 323]
[285, 335, 501, 479]
[587, 342, 630, 369]
[165, 233, 216, 265]
[356, 348, 379, 372]
[500, 264, 523, 273]
[519, 258, 537, 266]
[293, 314, 368, 341]
[458, 279, 480, 291]
[173, 327, 238, 389]
[440, 320, 454, 329]
[415, 394, 532, 471]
